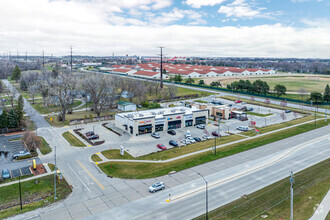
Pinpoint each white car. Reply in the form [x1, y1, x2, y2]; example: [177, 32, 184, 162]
[185, 130, 191, 138]
[202, 134, 212, 140]
[187, 137, 196, 143]
[149, 182, 165, 193]
[237, 126, 249, 131]
[196, 124, 205, 129]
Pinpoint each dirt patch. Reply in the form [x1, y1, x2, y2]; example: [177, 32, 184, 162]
[31, 164, 47, 176]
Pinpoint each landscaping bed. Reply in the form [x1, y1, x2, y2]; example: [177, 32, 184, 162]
[73, 129, 105, 146]
[62, 131, 86, 147]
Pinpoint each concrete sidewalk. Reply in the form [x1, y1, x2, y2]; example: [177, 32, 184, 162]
[309, 190, 330, 220]
[0, 172, 54, 188]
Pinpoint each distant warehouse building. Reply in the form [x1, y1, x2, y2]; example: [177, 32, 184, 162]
[115, 107, 208, 136]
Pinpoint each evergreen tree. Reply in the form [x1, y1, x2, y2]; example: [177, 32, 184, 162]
[274, 84, 287, 97]
[185, 78, 195, 84]
[12, 65, 21, 82]
[198, 80, 205, 85]
[15, 95, 24, 126]
[8, 109, 18, 128]
[0, 109, 9, 128]
[324, 84, 330, 102]
[309, 92, 323, 103]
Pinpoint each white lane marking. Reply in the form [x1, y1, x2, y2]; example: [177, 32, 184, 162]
[67, 163, 91, 193]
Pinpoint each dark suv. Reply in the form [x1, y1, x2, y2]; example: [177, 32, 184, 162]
[167, 130, 176, 135]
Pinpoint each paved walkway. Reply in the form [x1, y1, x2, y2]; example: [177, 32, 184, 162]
[97, 118, 326, 164]
[310, 190, 330, 220]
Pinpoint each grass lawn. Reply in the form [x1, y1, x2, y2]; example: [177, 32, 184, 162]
[38, 136, 52, 155]
[194, 100, 208, 103]
[0, 174, 34, 184]
[98, 119, 329, 179]
[176, 87, 213, 97]
[91, 154, 103, 162]
[30, 100, 82, 115]
[62, 132, 86, 147]
[102, 149, 135, 160]
[246, 112, 273, 117]
[0, 175, 72, 219]
[195, 158, 330, 220]
[48, 163, 55, 171]
[45, 111, 114, 127]
[8, 137, 21, 142]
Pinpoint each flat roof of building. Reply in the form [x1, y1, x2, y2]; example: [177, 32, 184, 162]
[118, 102, 136, 106]
[116, 106, 206, 120]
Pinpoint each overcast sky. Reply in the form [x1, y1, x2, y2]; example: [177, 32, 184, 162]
[0, 0, 330, 58]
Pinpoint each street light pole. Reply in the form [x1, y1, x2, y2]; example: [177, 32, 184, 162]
[290, 171, 294, 220]
[197, 173, 208, 220]
[54, 145, 57, 200]
[19, 176, 22, 210]
[93, 125, 95, 134]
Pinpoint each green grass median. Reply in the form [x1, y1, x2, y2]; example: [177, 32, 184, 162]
[62, 131, 86, 147]
[0, 175, 72, 219]
[38, 136, 52, 155]
[98, 119, 329, 179]
[194, 158, 330, 220]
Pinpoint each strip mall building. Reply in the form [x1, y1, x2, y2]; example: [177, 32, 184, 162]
[115, 107, 208, 136]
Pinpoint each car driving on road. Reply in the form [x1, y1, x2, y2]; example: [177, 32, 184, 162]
[149, 182, 165, 193]
[212, 131, 220, 136]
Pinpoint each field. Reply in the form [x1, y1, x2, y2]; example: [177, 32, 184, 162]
[201, 75, 330, 93]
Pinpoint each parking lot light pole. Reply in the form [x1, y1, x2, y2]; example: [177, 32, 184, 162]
[93, 125, 95, 134]
[54, 145, 57, 200]
[197, 173, 208, 220]
[19, 176, 22, 210]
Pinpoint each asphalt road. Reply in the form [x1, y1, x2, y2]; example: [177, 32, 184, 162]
[11, 124, 330, 220]
[87, 132, 330, 220]
[2, 79, 51, 128]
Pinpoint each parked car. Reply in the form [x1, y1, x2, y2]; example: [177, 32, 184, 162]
[88, 134, 99, 140]
[196, 124, 205, 129]
[228, 104, 233, 107]
[157, 144, 167, 150]
[211, 101, 223, 105]
[149, 182, 165, 193]
[167, 130, 176, 135]
[1, 169, 10, 179]
[235, 100, 242, 103]
[212, 131, 220, 136]
[169, 140, 179, 147]
[194, 137, 202, 142]
[187, 137, 196, 143]
[246, 107, 253, 111]
[85, 131, 95, 137]
[202, 134, 212, 140]
[181, 139, 188, 145]
[185, 130, 191, 138]
[12, 150, 31, 160]
[151, 132, 160, 139]
[237, 126, 249, 131]
[285, 110, 292, 113]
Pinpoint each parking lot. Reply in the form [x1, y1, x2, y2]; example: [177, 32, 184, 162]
[0, 134, 41, 180]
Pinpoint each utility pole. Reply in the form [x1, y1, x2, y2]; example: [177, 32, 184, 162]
[70, 46, 73, 72]
[325, 110, 327, 123]
[19, 176, 22, 210]
[54, 145, 57, 200]
[290, 171, 294, 220]
[265, 118, 266, 127]
[42, 50, 45, 68]
[17, 50, 19, 60]
[25, 51, 27, 61]
[159, 46, 164, 89]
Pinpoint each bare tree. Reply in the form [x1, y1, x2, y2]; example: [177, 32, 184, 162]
[22, 131, 42, 151]
[82, 74, 114, 117]
[298, 87, 308, 100]
[28, 85, 38, 104]
[49, 74, 76, 121]
[6, 87, 19, 108]
[168, 85, 178, 100]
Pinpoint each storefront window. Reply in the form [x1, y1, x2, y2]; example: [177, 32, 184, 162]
[138, 124, 152, 135]
[155, 124, 164, 132]
[168, 120, 181, 130]
[195, 116, 206, 125]
[185, 120, 193, 127]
